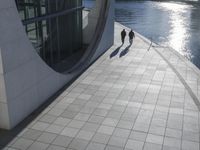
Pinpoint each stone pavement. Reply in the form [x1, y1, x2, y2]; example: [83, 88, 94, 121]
[2, 23, 200, 150]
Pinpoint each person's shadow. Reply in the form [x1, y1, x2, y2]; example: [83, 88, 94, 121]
[110, 45, 122, 58]
[119, 44, 131, 58]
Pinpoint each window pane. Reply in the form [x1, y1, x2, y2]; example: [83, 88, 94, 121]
[15, 0, 84, 72]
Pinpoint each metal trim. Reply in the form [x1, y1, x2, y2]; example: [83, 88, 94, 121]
[22, 6, 84, 25]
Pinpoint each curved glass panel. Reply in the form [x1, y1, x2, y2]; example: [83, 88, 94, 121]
[15, 0, 85, 72]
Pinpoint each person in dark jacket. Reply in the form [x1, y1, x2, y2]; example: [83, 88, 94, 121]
[121, 29, 126, 45]
[129, 30, 135, 45]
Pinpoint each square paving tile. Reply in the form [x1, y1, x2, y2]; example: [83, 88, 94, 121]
[37, 132, 57, 144]
[61, 111, 78, 119]
[39, 115, 57, 123]
[113, 128, 130, 138]
[105, 145, 124, 150]
[86, 142, 106, 150]
[165, 128, 182, 139]
[45, 124, 64, 134]
[74, 113, 91, 121]
[163, 137, 181, 149]
[182, 140, 199, 150]
[108, 136, 127, 148]
[146, 134, 164, 145]
[67, 120, 85, 129]
[52, 135, 72, 147]
[88, 115, 105, 124]
[149, 125, 165, 136]
[61, 127, 79, 137]
[21, 129, 42, 140]
[82, 122, 100, 132]
[117, 120, 134, 130]
[129, 131, 147, 142]
[91, 133, 110, 144]
[143, 142, 162, 150]
[47, 145, 66, 150]
[12, 138, 34, 150]
[125, 139, 144, 150]
[97, 125, 115, 135]
[69, 139, 89, 150]
[102, 118, 119, 127]
[31, 122, 50, 131]
[53, 117, 71, 126]
[27, 141, 49, 150]
[76, 130, 95, 141]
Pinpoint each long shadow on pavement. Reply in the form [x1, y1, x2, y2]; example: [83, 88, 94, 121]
[110, 45, 122, 58]
[119, 44, 131, 58]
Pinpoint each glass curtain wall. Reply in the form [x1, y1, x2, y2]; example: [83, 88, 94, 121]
[15, 0, 83, 72]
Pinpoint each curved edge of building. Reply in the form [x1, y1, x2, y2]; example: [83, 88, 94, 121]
[0, 0, 115, 129]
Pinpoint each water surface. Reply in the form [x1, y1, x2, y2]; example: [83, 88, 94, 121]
[84, 0, 200, 69]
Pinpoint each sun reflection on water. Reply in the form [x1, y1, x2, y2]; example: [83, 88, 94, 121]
[114, 0, 200, 68]
[155, 2, 192, 58]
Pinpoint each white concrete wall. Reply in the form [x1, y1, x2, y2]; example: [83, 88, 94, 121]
[0, 1, 69, 129]
[0, 0, 114, 129]
[82, 10, 89, 29]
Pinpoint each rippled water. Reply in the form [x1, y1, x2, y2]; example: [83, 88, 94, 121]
[84, 0, 200, 69]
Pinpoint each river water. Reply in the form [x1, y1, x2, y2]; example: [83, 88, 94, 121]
[84, 0, 200, 69]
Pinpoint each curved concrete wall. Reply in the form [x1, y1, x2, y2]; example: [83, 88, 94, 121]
[83, 1, 105, 44]
[0, 0, 114, 129]
[83, 0, 115, 61]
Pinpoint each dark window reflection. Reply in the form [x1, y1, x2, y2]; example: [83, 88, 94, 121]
[15, 0, 84, 72]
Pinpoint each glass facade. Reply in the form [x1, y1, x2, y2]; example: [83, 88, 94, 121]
[15, 0, 84, 72]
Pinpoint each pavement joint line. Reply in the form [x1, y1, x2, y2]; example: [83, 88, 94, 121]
[153, 47, 200, 111]
[116, 22, 200, 111]
[166, 46, 200, 77]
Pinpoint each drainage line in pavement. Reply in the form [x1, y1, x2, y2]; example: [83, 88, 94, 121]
[154, 47, 200, 111]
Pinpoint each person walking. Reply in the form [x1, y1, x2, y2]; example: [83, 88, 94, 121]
[121, 29, 126, 45]
[129, 30, 135, 45]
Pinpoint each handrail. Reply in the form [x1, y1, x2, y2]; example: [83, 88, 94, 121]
[147, 37, 153, 51]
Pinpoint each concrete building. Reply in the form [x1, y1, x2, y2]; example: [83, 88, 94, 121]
[0, 0, 114, 129]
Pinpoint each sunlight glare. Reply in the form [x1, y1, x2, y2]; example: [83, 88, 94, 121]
[155, 2, 191, 55]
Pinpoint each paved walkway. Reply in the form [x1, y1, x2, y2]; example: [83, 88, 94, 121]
[3, 23, 200, 150]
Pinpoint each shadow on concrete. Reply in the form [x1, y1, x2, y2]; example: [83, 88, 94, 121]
[110, 45, 122, 58]
[119, 44, 131, 58]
